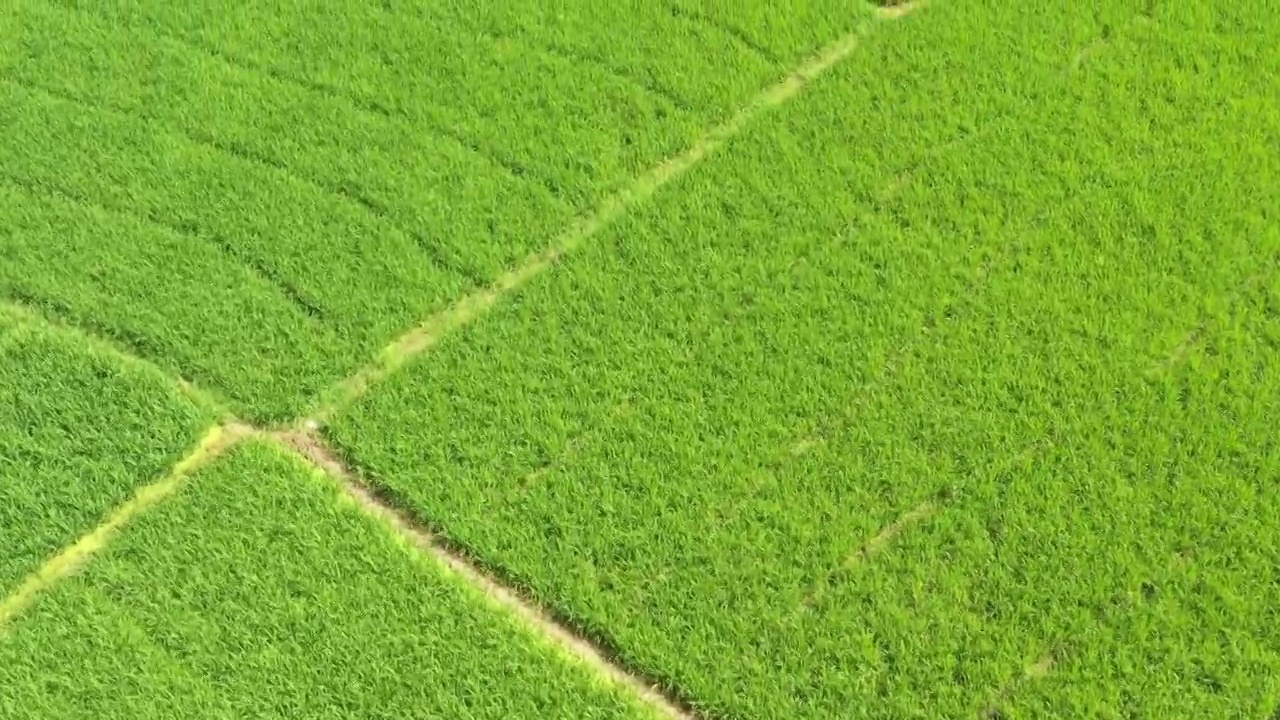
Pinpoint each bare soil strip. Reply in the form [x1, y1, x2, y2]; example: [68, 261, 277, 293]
[0, 422, 251, 633]
[304, 5, 921, 429]
[273, 429, 701, 720]
[847, 499, 939, 566]
[875, 1, 926, 21]
[4, 418, 706, 719]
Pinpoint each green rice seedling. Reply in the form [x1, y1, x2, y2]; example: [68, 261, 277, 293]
[0, 177, 352, 423]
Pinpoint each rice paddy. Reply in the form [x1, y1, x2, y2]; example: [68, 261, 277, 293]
[1, 1, 1278, 718]
[0, 441, 657, 719]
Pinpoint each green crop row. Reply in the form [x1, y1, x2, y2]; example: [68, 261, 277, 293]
[0, 174, 351, 422]
[0, 0, 572, 286]
[47, 0, 858, 206]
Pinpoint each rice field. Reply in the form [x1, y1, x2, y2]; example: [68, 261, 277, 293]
[2, 1, 1278, 719]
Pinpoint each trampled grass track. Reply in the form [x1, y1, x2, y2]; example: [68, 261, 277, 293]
[303, 6, 886, 429]
[0, 4, 923, 719]
[0, 424, 241, 630]
[0, 304, 213, 600]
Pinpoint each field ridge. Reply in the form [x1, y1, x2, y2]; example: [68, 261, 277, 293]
[1, 412, 703, 718]
[0, 423, 248, 634]
[274, 428, 702, 720]
[6, 2, 1278, 717]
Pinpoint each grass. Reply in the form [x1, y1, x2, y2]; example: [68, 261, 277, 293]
[0, 305, 211, 598]
[328, 2, 1280, 718]
[0, 441, 656, 719]
[2, 1, 1279, 719]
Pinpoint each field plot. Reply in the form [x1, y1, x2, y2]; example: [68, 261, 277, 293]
[0, 0, 856, 421]
[2, 1, 1279, 720]
[0, 441, 657, 720]
[330, 2, 1280, 718]
[0, 305, 210, 598]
